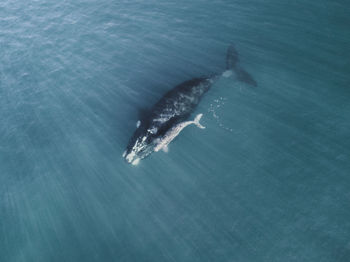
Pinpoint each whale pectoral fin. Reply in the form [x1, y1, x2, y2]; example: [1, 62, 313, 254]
[162, 146, 169, 153]
[157, 115, 182, 136]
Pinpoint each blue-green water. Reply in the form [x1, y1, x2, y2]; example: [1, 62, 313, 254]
[1, 1, 350, 261]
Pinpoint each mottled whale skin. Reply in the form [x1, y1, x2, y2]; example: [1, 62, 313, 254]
[124, 77, 211, 165]
[124, 45, 256, 165]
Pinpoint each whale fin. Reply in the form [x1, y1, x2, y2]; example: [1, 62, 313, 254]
[236, 67, 257, 87]
[193, 114, 205, 129]
[226, 45, 239, 69]
[162, 145, 169, 153]
[226, 45, 257, 87]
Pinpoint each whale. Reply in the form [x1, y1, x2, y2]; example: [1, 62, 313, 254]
[123, 45, 256, 165]
[154, 113, 205, 153]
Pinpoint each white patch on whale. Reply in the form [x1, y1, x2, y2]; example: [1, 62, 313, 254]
[148, 127, 158, 134]
[122, 151, 126, 157]
[132, 158, 140, 165]
[126, 151, 136, 162]
[222, 70, 233, 78]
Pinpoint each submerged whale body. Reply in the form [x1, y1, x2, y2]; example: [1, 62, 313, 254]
[124, 45, 256, 165]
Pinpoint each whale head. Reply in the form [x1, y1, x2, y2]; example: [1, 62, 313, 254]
[123, 121, 159, 165]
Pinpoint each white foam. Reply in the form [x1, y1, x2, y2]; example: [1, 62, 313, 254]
[122, 151, 126, 157]
[136, 120, 141, 128]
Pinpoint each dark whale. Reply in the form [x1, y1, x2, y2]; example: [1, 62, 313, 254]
[123, 45, 256, 165]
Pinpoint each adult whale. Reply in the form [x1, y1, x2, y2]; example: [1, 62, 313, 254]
[123, 45, 256, 165]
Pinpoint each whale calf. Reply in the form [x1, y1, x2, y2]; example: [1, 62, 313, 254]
[154, 113, 205, 153]
[124, 45, 256, 165]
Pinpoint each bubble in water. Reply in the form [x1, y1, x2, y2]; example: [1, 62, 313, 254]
[208, 97, 233, 132]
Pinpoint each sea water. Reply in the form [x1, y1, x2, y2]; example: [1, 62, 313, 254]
[1, 0, 349, 261]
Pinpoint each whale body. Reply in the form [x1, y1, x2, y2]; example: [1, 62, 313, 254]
[154, 113, 205, 153]
[124, 45, 256, 165]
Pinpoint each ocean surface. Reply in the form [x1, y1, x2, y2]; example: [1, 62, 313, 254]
[1, 0, 349, 261]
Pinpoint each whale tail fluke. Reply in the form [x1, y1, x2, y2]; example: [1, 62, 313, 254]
[193, 114, 205, 129]
[226, 45, 257, 87]
[226, 45, 240, 69]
